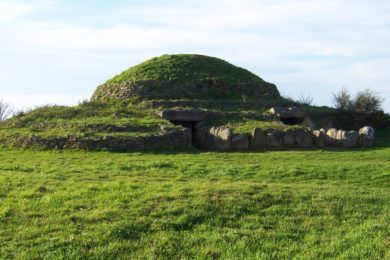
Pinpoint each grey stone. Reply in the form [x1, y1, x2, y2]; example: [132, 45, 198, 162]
[283, 131, 296, 147]
[359, 126, 375, 147]
[312, 129, 325, 147]
[157, 108, 207, 122]
[195, 126, 233, 150]
[325, 128, 338, 146]
[266, 107, 305, 119]
[266, 131, 284, 149]
[232, 134, 249, 150]
[335, 130, 345, 146]
[249, 128, 266, 150]
[266, 107, 306, 119]
[295, 130, 312, 148]
[343, 130, 358, 148]
[213, 127, 233, 150]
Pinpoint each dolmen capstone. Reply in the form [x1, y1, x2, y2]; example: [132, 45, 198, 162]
[157, 108, 207, 122]
[265, 107, 316, 129]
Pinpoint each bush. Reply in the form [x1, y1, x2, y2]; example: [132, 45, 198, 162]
[333, 88, 384, 113]
[0, 100, 10, 121]
[333, 87, 353, 111]
[354, 89, 384, 113]
[297, 94, 314, 106]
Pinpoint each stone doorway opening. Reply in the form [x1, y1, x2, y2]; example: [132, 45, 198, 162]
[157, 109, 207, 145]
[280, 117, 305, 125]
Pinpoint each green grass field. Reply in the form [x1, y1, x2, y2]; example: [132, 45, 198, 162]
[1, 128, 389, 259]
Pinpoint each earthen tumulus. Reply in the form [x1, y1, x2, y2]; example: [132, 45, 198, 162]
[91, 54, 281, 102]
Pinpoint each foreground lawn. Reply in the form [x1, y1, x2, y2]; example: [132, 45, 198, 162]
[0, 146, 389, 258]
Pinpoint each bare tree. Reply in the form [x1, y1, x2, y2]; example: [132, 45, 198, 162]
[297, 94, 314, 106]
[333, 87, 384, 113]
[0, 100, 10, 121]
[333, 87, 353, 111]
[354, 89, 384, 113]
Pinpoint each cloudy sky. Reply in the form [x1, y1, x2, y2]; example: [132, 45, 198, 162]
[1, 0, 389, 112]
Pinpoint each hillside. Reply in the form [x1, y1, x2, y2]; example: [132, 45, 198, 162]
[92, 54, 281, 101]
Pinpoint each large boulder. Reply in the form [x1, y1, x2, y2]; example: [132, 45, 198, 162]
[266, 131, 284, 149]
[283, 130, 296, 148]
[232, 134, 249, 150]
[325, 128, 338, 146]
[249, 128, 266, 150]
[295, 130, 312, 148]
[157, 108, 207, 122]
[359, 126, 375, 147]
[335, 130, 344, 146]
[343, 130, 358, 148]
[211, 127, 233, 150]
[312, 129, 326, 147]
[195, 126, 234, 150]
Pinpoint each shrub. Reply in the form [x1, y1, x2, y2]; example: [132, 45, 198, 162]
[333, 88, 384, 113]
[354, 89, 384, 113]
[297, 94, 314, 106]
[333, 87, 353, 111]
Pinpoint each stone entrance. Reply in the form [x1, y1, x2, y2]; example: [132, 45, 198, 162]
[157, 108, 207, 145]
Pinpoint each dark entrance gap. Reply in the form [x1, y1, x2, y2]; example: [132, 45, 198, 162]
[169, 120, 200, 145]
[281, 118, 304, 125]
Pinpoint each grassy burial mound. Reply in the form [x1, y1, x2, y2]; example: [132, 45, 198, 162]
[0, 54, 298, 151]
[92, 54, 281, 101]
[0, 54, 386, 151]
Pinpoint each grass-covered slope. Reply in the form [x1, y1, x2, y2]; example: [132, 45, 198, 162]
[107, 54, 265, 84]
[92, 54, 281, 101]
[0, 99, 303, 150]
[0, 128, 389, 258]
[0, 102, 175, 149]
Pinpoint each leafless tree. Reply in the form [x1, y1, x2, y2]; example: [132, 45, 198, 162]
[333, 87, 353, 111]
[333, 87, 384, 113]
[0, 100, 10, 121]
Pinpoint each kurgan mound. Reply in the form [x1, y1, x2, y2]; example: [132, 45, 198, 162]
[92, 54, 281, 101]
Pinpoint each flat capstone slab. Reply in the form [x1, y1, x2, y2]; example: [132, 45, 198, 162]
[267, 107, 306, 119]
[157, 109, 207, 122]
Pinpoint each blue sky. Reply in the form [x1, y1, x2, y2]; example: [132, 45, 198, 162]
[1, 0, 389, 112]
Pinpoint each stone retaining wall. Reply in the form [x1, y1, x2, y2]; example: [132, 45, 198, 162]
[194, 126, 375, 151]
[0, 129, 192, 151]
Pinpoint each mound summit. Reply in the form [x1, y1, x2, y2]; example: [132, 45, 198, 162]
[92, 54, 281, 101]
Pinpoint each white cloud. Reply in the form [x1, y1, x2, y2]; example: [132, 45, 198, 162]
[0, 0, 389, 112]
[0, 2, 35, 23]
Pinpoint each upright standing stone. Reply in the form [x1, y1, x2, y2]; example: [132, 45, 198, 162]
[266, 131, 284, 149]
[343, 130, 358, 148]
[249, 128, 266, 150]
[232, 134, 249, 150]
[335, 130, 345, 146]
[325, 128, 338, 146]
[359, 126, 375, 147]
[295, 130, 312, 148]
[312, 129, 325, 147]
[283, 130, 296, 147]
[213, 127, 233, 151]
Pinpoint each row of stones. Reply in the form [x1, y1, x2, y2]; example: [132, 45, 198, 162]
[195, 126, 375, 151]
[0, 129, 192, 151]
